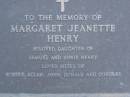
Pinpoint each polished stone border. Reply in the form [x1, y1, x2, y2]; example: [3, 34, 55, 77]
[0, 93, 130, 97]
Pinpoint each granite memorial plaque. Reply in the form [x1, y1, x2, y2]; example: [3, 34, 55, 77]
[0, 0, 130, 97]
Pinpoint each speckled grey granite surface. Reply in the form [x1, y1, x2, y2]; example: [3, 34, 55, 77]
[0, 94, 130, 97]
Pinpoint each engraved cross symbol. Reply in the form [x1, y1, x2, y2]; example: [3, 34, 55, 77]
[56, 0, 69, 12]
